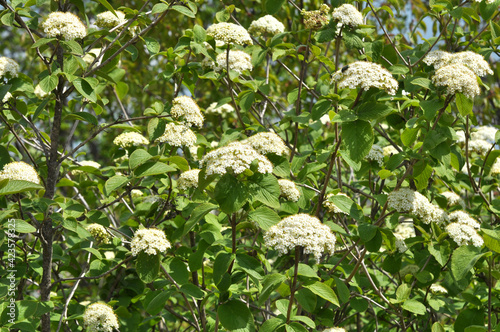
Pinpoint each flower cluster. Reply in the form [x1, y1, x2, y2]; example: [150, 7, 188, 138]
[113, 132, 149, 148]
[83, 302, 119, 332]
[73, 160, 101, 175]
[200, 142, 273, 177]
[302, 4, 330, 30]
[278, 179, 300, 202]
[0, 161, 40, 184]
[441, 191, 465, 208]
[366, 144, 384, 166]
[83, 48, 102, 66]
[244, 132, 290, 156]
[41, 12, 87, 40]
[264, 214, 336, 261]
[324, 328, 347, 332]
[249, 15, 285, 37]
[209, 50, 253, 74]
[331, 4, 363, 29]
[331, 61, 399, 95]
[383, 145, 399, 156]
[424, 50, 493, 77]
[0, 57, 20, 79]
[131, 189, 143, 198]
[2, 92, 12, 103]
[471, 126, 497, 143]
[491, 158, 500, 175]
[96, 11, 127, 29]
[177, 169, 201, 190]
[130, 228, 171, 256]
[432, 64, 480, 99]
[387, 188, 448, 224]
[323, 193, 349, 214]
[467, 138, 490, 155]
[445, 211, 483, 247]
[394, 221, 416, 253]
[34, 84, 49, 99]
[205, 102, 234, 117]
[87, 224, 111, 244]
[206, 22, 252, 46]
[156, 123, 197, 147]
[171, 96, 204, 127]
[429, 284, 448, 295]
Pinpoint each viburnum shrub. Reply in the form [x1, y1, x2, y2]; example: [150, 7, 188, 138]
[0, 0, 499, 331]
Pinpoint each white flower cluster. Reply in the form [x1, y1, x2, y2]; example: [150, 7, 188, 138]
[441, 191, 465, 208]
[424, 50, 493, 77]
[471, 126, 497, 143]
[205, 102, 234, 116]
[367, 144, 384, 166]
[96, 11, 126, 29]
[2, 92, 12, 103]
[0, 57, 20, 79]
[130, 228, 171, 256]
[210, 50, 253, 74]
[156, 123, 197, 147]
[113, 132, 149, 148]
[83, 302, 119, 332]
[445, 210, 483, 247]
[264, 214, 336, 261]
[171, 96, 204, 127]
[200, 142, 273, 177]
[432, 64, 480, 99]
[394, 221, 416, 253]
[41, 12, 87, 40]
[302, 4, 330, 30]
[244, 132, 290, 156]
[323, 193, 348, 214]
[73, 160, 101, 175]
[331, 61, 399, 95]
[278, 179, 300, 202]
[331, 4, 363, 28]
[429, 284, 448, 295]
[468, 139, 491, 155]
[491, 158, 500, 176]
[34, 84, 49, 99]
[387, 188, 448, 224]
[249, 15, 285, 37]
[383, 145, 399, 157]
[131, 189, 143, 198]
[206, 22, 252, 46]
[87, 224, 111, 244]
[0, 161, 40, 184]
[177, 169, 200, 190]
[324, 328, 347, 332]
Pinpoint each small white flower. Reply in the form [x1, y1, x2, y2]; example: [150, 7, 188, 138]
[205, 102, 234, 117]
[249, 15, 285, 37]
[244, 132, 290, 156]
[34, 84, 49, 99]
[394, 221, 415, 253]
[430, 284, 448, 294]
[206, 22, 252, 46]
[278, 179, 300, 202]
[113, 132, 149, 148]
[441, 191, 465, 208]
[73, 160, 101, 175]
[302, 4, 330, 30]
[171, 96, 204, 128]
[367, 144, 384, 166]
[0, 56, 20, 79]
[383, 145, 399, 157]
[177, 169, 201, 190]
[432, 64, 480, 99]
[156, 123, 197, 147]
[86, 224, 111, 244]
[387, 188, 448, 224]
[207, 50, 253, 74]
[331, 4, 363, 28]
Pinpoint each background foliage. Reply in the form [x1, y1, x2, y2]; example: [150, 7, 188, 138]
[1, 0, 500, 331]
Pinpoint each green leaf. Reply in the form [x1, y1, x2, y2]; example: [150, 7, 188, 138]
[479, 0, 499, 21]
[343, 31, 364, 49]
[182, 203, 218, 236]
[213, 252, 234, 285]
[410, 77, 432, 89]
[357, 103, 393, 121]
[456, 93, 473, 116]
[61, 40, 83, 55]
[331, 110, 358, 123]
[359, 223, 378, 242]
[428, 242, 451, 267]
[481, 228, 500, 253]
[401, 128, 419, 147]
[248, 173, 280, 209]
[73, 78, 97, 103]
[239, 90, 255, 112]
[295, 288, 317, 312]
[266, 0, 286, 14]
[94, 0, 116, 16]
[341, 120, 374, 162]
[451, 245, 485, 281]
[291, 316, 315, 329]
[214, 173, 249, 214]
[402, 299, 426, 315]
[134, 162, 176, 177]
[218, 300, 255, 332]
[455, 309, 485, 332]
[329, 194, 363, 220]
[104, 175, 129, 195]
[172, 5, 196, 18]
[193, 25, 206, 43]
[64, 112, 98, 126]
[151, 3, 169, 14]
[260, 318, 285, 332]
[39, 74, 58, 93]
[82, 247, 103, 260]
[164, 257, 189, 285]
[14, 219, 37, 233]
[258, 273, 287, 305]
[420, 99, 444, 120]
[333, 277, 350, 304]
[129, 149, 153, 169]
[0, 180, 43, 196]
[268, 154, 291, 178]
[146, 290, 171, 315]
[180, 283, 206, 299]
[304, 281, 339, 307]
[432, 322, 445, 332]
[413, 160, 433, 191]
[248, 206, 280, 230]
[136, 252, 160, 283]
[144, 37, 160, 54]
